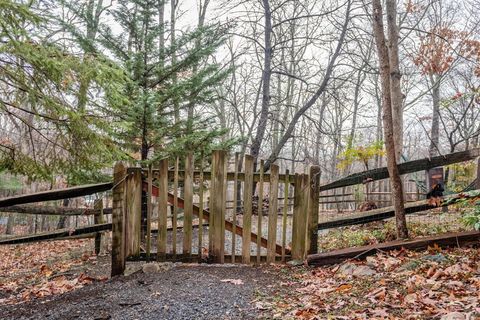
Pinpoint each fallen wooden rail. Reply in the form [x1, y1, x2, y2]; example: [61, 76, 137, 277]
[320, 148, 480, 191]
[318, 190, 480, 231]
[0, 182, 113, 208]
[0, 204, 112, 216]
[307, 230, 480, 266]
[0, 223, 112, 245]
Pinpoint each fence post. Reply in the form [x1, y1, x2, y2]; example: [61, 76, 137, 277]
[242, 154, 254, 263]
[112, 162, 127, 277]
[267, 164, 279, 263]
[125, 168, 142, 258]
[476, 157, 480, 190]
[183, 153, 194, 257]
[209, 150, 226, 263]
[157, 159, 168, 261]
[307, 166, 321, 254]
[94, 199, 104, 255]
[291, 173, 308, 261]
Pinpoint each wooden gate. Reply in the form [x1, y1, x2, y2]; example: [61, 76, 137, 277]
[111, 150, 321, 275]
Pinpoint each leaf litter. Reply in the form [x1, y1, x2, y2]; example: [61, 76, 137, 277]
[0, 239, 107, 304]
[258, 246, 480, 319]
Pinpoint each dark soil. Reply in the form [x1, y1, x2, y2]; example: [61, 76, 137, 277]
[0, 264, 284, 320]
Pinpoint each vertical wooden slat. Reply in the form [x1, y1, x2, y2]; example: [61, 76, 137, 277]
[172, 157, 179, 257]
[111, 162, 126, 277]
[256, 160, 264, 263]
[146, 165, 153, 261]
[307, 165, 320, 254]
[183, 153, 194, 256]
[292, 173, 308, 261]
[94, 199, 104, 255]
[125, 168, 142, 258]
[209, 150, 226, 263]
[198, 154, 205, 257]
[242, 154, 254, 264]
[282, 169, 289, 263]
[231, 153, 239, 261]
[476, 157, 480, 189]
[157, 159, 168, 261]
[267, 164, 279, 263]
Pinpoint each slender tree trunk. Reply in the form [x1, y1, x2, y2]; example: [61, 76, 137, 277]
[250, 0, 272, 169]
[171, 0, 179, 123]
[386, 0, 404, 162]
[428, 74, 441, 157]
[372, 0, 408, 239]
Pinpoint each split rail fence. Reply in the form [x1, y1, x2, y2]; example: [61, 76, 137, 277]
[1, 148, 479, 275]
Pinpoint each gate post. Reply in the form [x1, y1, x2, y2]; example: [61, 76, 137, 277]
[210, 150, 227, 263]
[125, 168, 142, 258]
[307, 166, 321, 254]
[291, 173, 309, 261]
[112, 162, 127, 276]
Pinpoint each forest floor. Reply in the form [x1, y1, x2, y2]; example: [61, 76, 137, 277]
[1, 238, 480, 319]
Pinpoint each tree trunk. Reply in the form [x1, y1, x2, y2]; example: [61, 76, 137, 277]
[263, 0, 351, 172]
[250, 0, 272, 168]
[372, 0, 408, 239]
[429, 74, 441, 157]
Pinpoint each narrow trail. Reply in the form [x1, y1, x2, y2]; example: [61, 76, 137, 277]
[1, 265, 283, 320]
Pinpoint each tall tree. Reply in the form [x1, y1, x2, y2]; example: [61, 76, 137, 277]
[372, 0, 408, 239]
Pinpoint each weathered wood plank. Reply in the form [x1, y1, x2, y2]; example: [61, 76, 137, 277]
[157, 159, 168, 261]
[146, 165, 153, 261]
[0, 182, 112, 208]
[172, 157, 179, 257]
[183, 153, 194, 256]
[0, 223, 112, 245]
[307, 231, 480, 266]
[282, 170, 290, 263]
[210, 150, 226, 263]
[151, 169, 295, 184]
[0, 205, 112, 216]
[198, 155, 205, 258]
[320, 148, 480, 191]
[242, 155, 254, 264]
[231, 153, 239, 262]
[94, 199, 104, 255]
[125, 168, 142, 258]
[257, 160, 264, 264]
[307, 166, 321, 254]
[292, 174, 308, 260]
[111, 162, 126, 277]
[267, 164, 279, 264]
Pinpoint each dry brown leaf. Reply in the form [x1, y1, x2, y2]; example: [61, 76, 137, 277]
[220, 278, 244, 285]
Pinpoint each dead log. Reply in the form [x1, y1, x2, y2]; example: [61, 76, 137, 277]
[307, 230, 480, 266]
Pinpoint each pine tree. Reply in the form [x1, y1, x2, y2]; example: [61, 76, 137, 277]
[0, 0, 127, 182]
[90, 0, 231, 162]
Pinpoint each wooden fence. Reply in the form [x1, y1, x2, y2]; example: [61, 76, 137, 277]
[1, 148, 479, 274]
[110, 150, 321, 275]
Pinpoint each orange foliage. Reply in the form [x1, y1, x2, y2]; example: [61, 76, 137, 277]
[413, 25, 480, 76]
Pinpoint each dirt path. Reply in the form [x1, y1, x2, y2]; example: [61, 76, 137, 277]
[1, 264, 284, 320]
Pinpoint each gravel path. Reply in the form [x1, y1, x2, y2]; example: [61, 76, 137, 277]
[1, 264, 281, 320]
